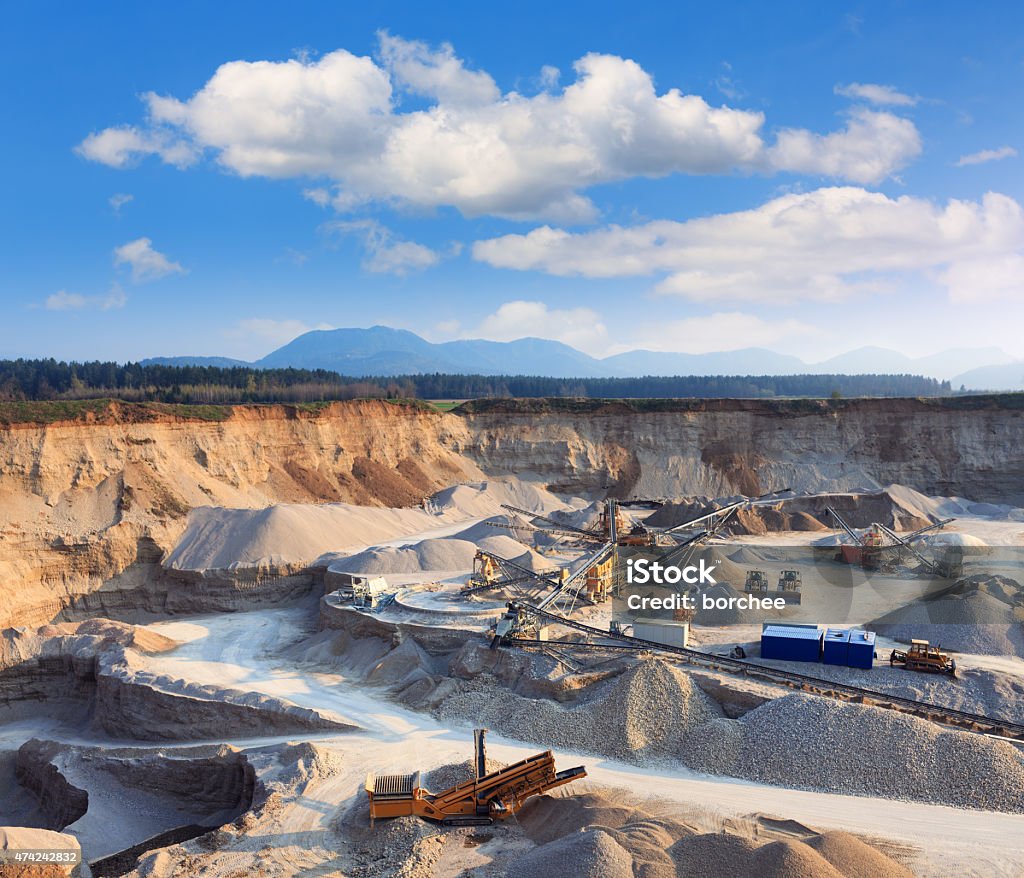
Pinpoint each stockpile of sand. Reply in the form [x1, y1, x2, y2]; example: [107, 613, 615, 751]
[870, 574, 1024, 656]
[506, 829, 634, 878]
[328, 533, 551, 576]
[431, 479, 568, 517]
[513, 796, 914, 878]
[329, 538, 480, 575]
[165, 503, 442, 570]
[436, 657, 722, 762]
[165, 478, 572, 571]
[886, 483, 1024, 522]
[687, 694, 1024, 812]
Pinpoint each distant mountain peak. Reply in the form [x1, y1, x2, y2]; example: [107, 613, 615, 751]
[145, 326, 1019, 388]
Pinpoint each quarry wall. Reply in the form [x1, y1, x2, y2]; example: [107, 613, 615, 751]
[1, 396, 1022, 627]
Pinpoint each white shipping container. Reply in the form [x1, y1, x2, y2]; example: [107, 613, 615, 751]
[631, 619, 689, 648]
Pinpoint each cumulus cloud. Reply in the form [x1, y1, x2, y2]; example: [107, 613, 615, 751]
[45, 285, 126, 311]
[767, 108, 921, 183]
[459, 300, 609, 355]
[226, 318, 334, 347]
[113, 238, 186, 282]
[76, 125, 197, 168]
[325, 220, 441, 275]
[472, 187, 1024, 304]
[835, 82, 919, 106]
[378, 31, 499, 105]
[955, 146, 1017, 167]
[76, 34, 921, 221]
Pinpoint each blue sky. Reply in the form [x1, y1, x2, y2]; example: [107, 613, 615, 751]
[3, 1, 1023, 363]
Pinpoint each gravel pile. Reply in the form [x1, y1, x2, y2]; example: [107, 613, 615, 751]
[506, 828, 634, 878]
[423, 757, 505, 791]
[436, 657, 723, 762]
[686, 694, 1024, 812]
[871, 574, 1024, 656]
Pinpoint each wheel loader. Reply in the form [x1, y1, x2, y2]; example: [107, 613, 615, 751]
[889, 639, 956, 676]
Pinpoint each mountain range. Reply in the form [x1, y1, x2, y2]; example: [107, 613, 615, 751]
[142, 326, 1024, 390]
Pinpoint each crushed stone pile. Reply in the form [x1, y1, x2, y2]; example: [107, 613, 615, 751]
[648, 488, 940, 536]
[685, 694, 1024, 813]
[423, 758, 505, 792]
[870, 574, 1024, 656]
[436, 657, 722, 762]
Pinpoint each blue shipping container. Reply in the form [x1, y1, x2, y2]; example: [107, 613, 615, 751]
[823, 628, 851, 665]
[847, 629, 876, 669]
[761, 624, 823, 663]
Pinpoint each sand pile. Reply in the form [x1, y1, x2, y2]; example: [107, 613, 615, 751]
[436, 657, 722, 762]
[687, 694, 1024, 812]
[506, 828, 634, 878]
[165, 478, 572, 571]
[870, 574, 1024, 656]
[514, 799, 913, 878]
[164, 503, 441, 570]
[329, 538, 480, 575]
[805, 831, 915, 878]
[886, 483, 1024, 522]
[431, 480, 567, 517]
[328, 533, 551, 576]
[516, 793, 639, 845]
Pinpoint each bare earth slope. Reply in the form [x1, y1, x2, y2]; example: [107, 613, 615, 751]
[2, 396, 1024, 626]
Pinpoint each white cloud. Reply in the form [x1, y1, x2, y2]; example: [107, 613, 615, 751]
[326, 219, 441, 275]
[462, 300, 609, 355]
[76, 35, 921, 221]
[227, 318, 334, 347]
[113, 237, 186, 282]
[472, 187, 1024, 304]
[44, 285, 126, 311]
[109, 193, 134, 214]
[955, 145, 1017, 167]
[45, 291, 88, 311]
[76, 125, 197, 168]
[767, 108, 921, 183]
[835, 82, 918, 106]
[539, 65, 560, 90]
[628, 312, 817, 354]
[378, 31, 499, 106]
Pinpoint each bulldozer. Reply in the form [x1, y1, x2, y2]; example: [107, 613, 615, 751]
[889, 639, 956, 676]
[365, 729, 586, 827]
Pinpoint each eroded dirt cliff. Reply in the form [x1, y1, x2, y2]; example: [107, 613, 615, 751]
[2, 396, 1022, 628]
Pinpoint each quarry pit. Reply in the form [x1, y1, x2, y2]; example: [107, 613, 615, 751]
[1, 397, 1023, 878]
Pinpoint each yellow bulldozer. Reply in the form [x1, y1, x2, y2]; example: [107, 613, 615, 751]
[365, 729, 586, 827]
[889, 639, 956, 676]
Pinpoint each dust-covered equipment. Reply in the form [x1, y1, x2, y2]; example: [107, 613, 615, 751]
[890, 639, 956, 676]
[365, 729, 586, 827]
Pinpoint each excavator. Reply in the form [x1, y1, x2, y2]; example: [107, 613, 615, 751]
[365, 729, 587, 827]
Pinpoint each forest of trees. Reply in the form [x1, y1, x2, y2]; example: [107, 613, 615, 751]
[0, 358, 952, 403]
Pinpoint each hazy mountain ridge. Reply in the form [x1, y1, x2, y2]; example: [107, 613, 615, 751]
[142, 326, 1022, 389]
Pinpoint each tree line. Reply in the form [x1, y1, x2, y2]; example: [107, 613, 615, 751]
[0, 358, 951, 403]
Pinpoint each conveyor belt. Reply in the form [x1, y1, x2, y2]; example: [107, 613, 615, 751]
[507, 601, 1024, 741]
